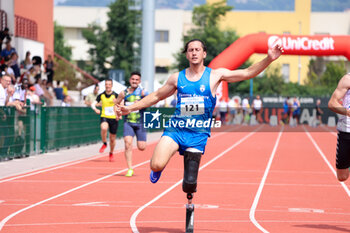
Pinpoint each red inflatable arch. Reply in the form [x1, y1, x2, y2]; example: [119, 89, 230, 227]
[209, 33, 350, 101]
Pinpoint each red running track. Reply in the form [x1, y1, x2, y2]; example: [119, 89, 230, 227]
[0, 125, 349, 233]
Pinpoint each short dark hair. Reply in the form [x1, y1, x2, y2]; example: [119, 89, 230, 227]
[105, 78, 113, 84]
[130, 71, 141, 78]
[182, 39, 207, 53]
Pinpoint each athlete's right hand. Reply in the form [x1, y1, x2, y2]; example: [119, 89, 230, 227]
[116, 104, 131, 116]
[94, 109, 100, 115]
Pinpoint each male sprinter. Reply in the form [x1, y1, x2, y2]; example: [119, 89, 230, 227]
[114, 71, 148, 177]
[91, 79, 119, 162]
[117, 39, 283, 194]
[328, 73, 350, 181]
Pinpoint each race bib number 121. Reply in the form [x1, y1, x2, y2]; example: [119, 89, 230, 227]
[180, 96, 204, 116]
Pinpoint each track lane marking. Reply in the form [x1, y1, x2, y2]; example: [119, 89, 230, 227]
[249, 128, 283, 233]
[0, 138, 162, 183]
[0, 160, 150, 231]
[6, 219, 350, 227]
[130, 126, 263, 233]
[304, 126, 350, 198]
[0, 130, 232, 231]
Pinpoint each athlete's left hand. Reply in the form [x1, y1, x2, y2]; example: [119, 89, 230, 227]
[268, 42, 284, 61]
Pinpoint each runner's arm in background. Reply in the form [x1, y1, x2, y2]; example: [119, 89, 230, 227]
[117, 73, 178, 116]
[328, 74, 350, 117]
[91, 93, 102, 115]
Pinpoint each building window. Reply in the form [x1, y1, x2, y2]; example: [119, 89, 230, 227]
[155, 30, 169, 43]
[282, 64, 290, 82]
[156, 66, 168, 73]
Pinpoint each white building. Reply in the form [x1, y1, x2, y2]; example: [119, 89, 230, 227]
[54, 6, 193, 83]
[54, 6, 109, 61]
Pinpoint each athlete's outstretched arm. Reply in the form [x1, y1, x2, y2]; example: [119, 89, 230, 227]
[216, 43, 284, 83]
[118, 73, 178, 116]
[328, 74, 350, 117]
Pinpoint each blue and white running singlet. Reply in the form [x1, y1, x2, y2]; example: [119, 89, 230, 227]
[162, 67, 217, 155]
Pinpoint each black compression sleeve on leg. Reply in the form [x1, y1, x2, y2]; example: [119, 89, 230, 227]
[182, 151, 202, 193]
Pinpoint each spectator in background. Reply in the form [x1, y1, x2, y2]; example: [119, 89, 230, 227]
[281, 96, 290, 125]
[20, 51, 32, 70]
[218, 97, 228, 125]
[252, 95, 263, 123]
[32, 56, 42, 67]
[44, 54, 55, 87]
[242, 96, 250, 124]
[34, 77, 52, 106]
[53, 80, 64, 102]
[15, 78, 29, 104]
[315, 99, 323, 125]
[61, 95, 72, 107]
[3, 57, 16, 84]
[62, 80, 69, 97]
[6, 84, 24, 112]
[0, 74, 12, 106]
[23, 66, 37, 85]
[227, 97, 237, 124]
[85, 84, 99, 106]
[0, 28, 10, 50]
[292, 97, 301, 125]
[26, 86, 42, 107]
[9, 52, 20, 81]
[1, 39, 16, 59]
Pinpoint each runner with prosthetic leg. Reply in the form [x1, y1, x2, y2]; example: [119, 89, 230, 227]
[117, 39, 283, 232]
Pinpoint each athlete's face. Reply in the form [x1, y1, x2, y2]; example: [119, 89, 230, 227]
[186, 41, 206, 65]
[129, 74, 141, 89]
[105, 80, 113, 93]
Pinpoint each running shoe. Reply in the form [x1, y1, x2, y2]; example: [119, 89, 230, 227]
[125, 169, 134, 177]
[109, 152, 114, 162]
[99, 143, 107, 153]
[150, 170, 162, 183]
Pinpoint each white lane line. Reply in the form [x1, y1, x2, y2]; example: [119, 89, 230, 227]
[72, 202, 109, 207]
[0, 139, 160, 183]
[130, 127, 262, 233]
[249, 128, 283, 233]
[6, 219, 350, 227]
[304, 127, 350, 198]
[0, 160, 150, 231]
[0, 152, 113, 184]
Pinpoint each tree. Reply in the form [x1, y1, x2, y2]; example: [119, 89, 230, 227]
[174, 1, 240, 71]
[54, 22, 72, 61]
[305, 59, 346, 96]
[53, 58, 79, 90]
[82, 24, 112, 79]
[82, 0, 141, 80]
[320, 61, 346, 89]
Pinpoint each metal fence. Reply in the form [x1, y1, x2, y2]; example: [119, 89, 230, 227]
[0, 106, 122, 161]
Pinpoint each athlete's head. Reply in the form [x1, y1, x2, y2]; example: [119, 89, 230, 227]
[183, 39, 207, 65]
[129, 71, 141, 89]
[105, 78, 113, 93]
